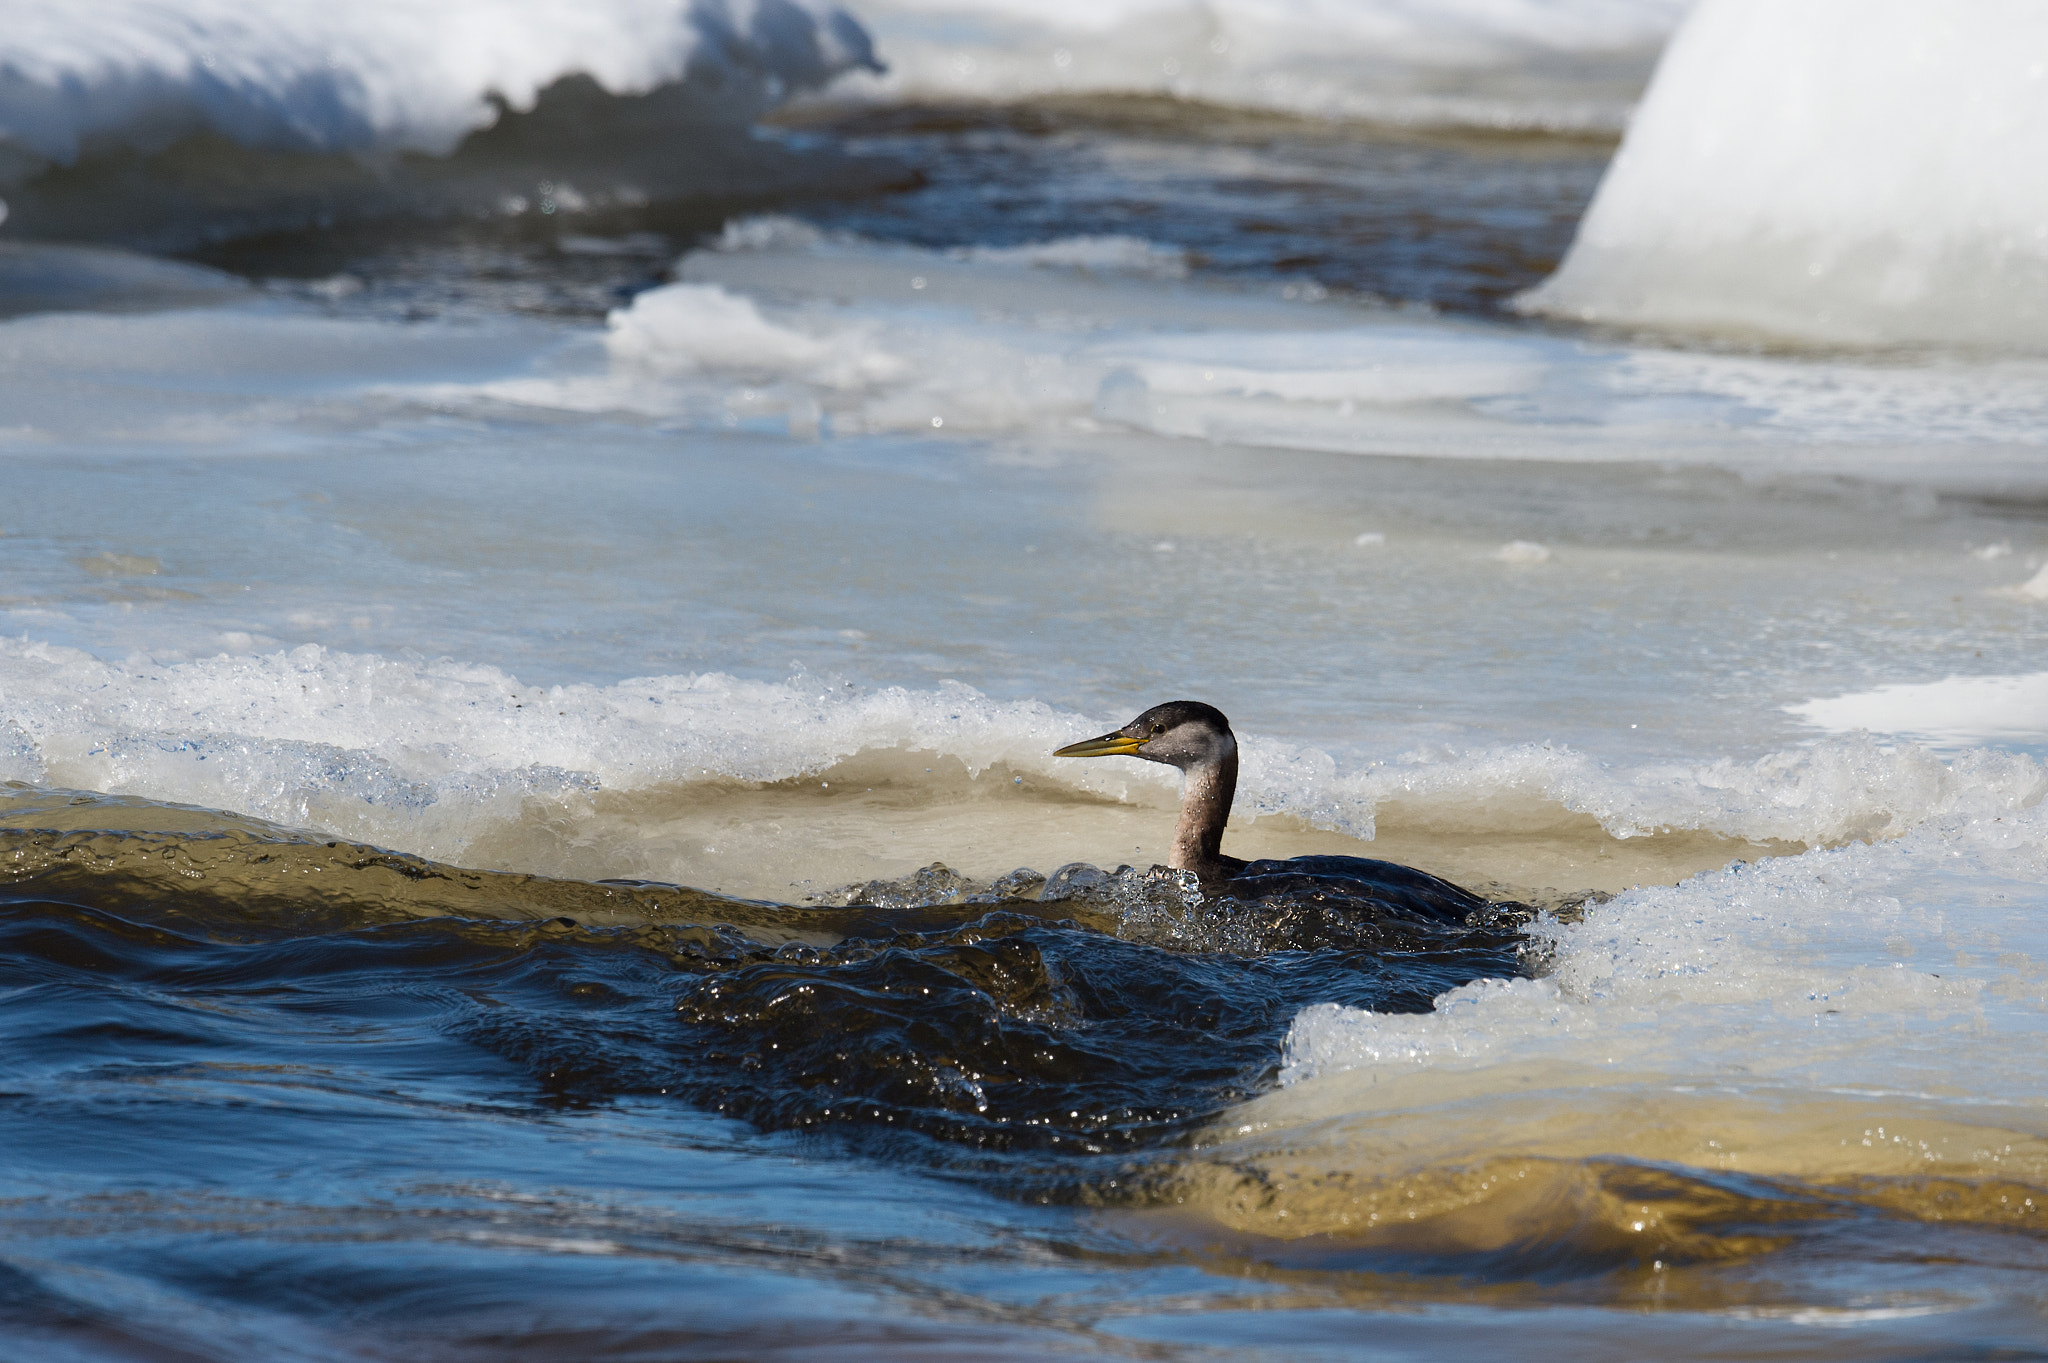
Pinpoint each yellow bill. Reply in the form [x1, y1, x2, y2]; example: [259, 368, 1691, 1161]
[1053, 732, 1146, 758]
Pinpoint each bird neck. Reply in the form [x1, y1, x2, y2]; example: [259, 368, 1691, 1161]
[1169, 748, 1237, 881]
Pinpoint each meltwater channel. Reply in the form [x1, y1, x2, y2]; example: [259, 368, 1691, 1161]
[3, 1, 2048, 1358]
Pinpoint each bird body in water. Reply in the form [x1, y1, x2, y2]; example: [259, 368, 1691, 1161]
[1055, 700, 1495, 924]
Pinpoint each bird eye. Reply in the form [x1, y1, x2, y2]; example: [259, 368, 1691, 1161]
[1150, 723, 1165, 736]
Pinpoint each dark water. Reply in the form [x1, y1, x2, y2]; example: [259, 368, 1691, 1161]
[11, 831, 2047, 1359]
[1, 817, 1530, 1359]
[174, 99, 1608, 322]
[802, 101, 1610, 315]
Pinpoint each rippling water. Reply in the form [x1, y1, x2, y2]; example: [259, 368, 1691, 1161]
[2, 797, 1531, 1358]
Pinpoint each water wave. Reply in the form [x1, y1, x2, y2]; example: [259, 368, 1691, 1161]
[4, 638, 2040, 904]
[7, 766, 2044, 1285]
[0, 790, 1522, 1163]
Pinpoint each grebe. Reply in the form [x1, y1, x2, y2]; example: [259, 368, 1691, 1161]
[1056, 700, 1494, 922]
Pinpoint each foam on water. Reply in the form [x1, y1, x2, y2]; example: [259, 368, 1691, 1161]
[2, 637, 2041, 903]
[1282, 804, 2048, 1095]
[1519, 0, 2048, 349]
[813, 0, 1690, 131]
[1159, 788, 2048, 1251]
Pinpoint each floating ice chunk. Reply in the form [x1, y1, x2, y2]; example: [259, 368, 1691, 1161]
[604, 282, 905, 388]
[1972, 542, 2013, 561]
[1790, 672, 2048, 748]
[2018, 564, 2048, 601]
[953, 235, 1189, 279]
[715, 216, 834, 254]
[1492, 540, 1551, 564]
[1354, 532, 1386, 546]
[606, 283, 819, 371]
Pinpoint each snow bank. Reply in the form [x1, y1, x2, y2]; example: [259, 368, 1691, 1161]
[1519, 0, 2048, 350]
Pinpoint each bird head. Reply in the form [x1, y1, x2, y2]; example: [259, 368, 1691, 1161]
[1053, 700, 1235, 772]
